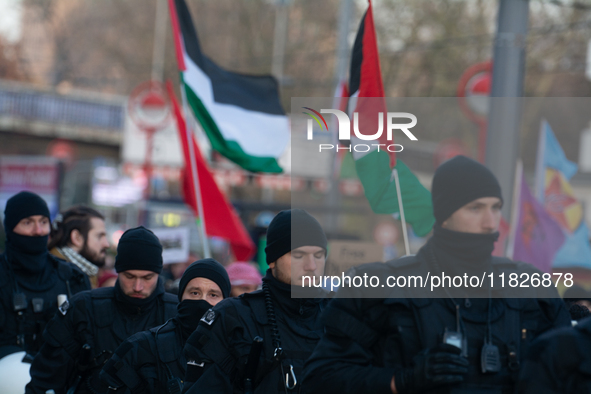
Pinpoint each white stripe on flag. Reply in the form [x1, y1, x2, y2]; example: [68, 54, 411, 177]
[183, 54, 289, 159]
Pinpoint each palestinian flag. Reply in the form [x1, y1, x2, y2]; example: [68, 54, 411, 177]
[350, 1, 434, 237]
[168, 0, 289, 173]
[167, 82, 255, 261]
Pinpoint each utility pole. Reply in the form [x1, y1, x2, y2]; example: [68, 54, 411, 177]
[334, 0, 354, 87]
[485, 0, 529, 220]
[272, 0, 290, 83]
[325, 0, 354, 238]
[152, 0, 168, 82]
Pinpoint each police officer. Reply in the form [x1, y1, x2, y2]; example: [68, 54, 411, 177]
[303, 156, 570, 394]
[26, 226, 178, 394]
[48, 205, 111, 288]
[182, 209, 328, 393]
[100, 258, 231, 393]
[517, 316, 591, 393]
[0, 191, 90, 360]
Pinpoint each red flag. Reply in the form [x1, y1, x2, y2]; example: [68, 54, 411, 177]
[166, 81, 255, 261]
[349, 0, 393, 167]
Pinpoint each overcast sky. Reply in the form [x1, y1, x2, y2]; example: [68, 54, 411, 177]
[0, 0, 22, 43]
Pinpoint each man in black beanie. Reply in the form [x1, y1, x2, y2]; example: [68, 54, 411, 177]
[26, 226, 178, 394]
[100, 258, 230, 393]
[303, 156, 570, 394]
[0, 191, 90, 362]
[182, 209, 328, 394]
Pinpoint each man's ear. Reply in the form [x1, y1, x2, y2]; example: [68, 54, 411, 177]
[69, 229, 84, 250]
[268, 261, 276, 269]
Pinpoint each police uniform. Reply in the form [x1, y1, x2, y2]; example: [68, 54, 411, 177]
[303, 156, 570, 394]
[26, 226, 178, 394]
[100, 258, 231, 394]
[302, 241, 570, 394]
[25, 278, 177, 394]
[101, 318, 186, 394]
[0, 252, 89, 358]
[0, 191, 90, 360]
[517, 315, 591, 393]
[183, 270, 326, 394]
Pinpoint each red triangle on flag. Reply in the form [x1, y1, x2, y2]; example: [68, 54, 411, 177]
[167, 81, 255, 261]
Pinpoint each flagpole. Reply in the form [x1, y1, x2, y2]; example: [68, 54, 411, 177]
[506, 160, 523, 259]
[391, 168, 410, 256]
[180, 84, 211, 258]
[534, 120, 546, 201]
[167, 0, 210, 258]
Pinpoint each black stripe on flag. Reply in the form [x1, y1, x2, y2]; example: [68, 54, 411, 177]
[175, 0, 285, 116]
[349, 10, 367, 97]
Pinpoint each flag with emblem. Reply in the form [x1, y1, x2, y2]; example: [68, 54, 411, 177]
[534, 120, 591, 269]
[510, 165, 565, 272]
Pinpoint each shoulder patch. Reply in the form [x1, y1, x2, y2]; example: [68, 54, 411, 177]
[200, 308, 216, 326]
[58, 297, 70, 315]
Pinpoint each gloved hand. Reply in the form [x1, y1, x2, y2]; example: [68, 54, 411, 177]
[394, 343, 469, 393]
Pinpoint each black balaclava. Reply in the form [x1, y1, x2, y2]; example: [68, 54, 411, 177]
[431, 155, 503, 226]
[3, 191, 54, 290]
[176, 258, 231, 340]
[429, 156, 502, 271]
[115, 226, 163, 274]
[112, 227, 164, 314]
[114, 276, 164, 316]
[264, 209, 328, 301]
[265, 209, 328, 264]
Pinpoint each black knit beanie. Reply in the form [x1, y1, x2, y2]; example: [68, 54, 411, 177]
[115, 226, 163, 274]
[177, 258, 231, 301]
[265, 209, 327, 264]
[3, 191, 50, 236]
[432, 156, 503, 225]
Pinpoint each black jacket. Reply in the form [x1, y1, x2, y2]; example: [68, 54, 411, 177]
[25, 277, 177, 394]
[182, 271, 326, 394]
[302, 245, 570, 394]
[0, 252, 90, 358]
[100, 317, 186, 394]
[517, 316, 591, 393]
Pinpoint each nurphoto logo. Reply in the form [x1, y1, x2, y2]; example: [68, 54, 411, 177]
[302, 107, 418, 153]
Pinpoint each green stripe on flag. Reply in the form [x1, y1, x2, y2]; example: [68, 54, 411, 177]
[182, 75, 283, 173]
[356, 150, 435, 237]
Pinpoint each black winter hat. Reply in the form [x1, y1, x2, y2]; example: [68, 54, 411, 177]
[177, 258, 231, 301]
[265, 209, 327, 264]
[3, 191, 50, 235]
[432, 156, 503, 225]
[115, 226, 163, 274]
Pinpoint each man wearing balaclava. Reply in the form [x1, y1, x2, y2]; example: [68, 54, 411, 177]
[26, 226, 178, 394]
[183, 209, 329, 394]
[0, 191, 90, 361]
[100, 258, 230, 393]
[303, 156, 571, 394]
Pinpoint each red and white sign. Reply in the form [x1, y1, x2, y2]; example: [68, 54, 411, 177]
[0, 156, 59, 194]
[257, 175, 305, 191]
[0, 156, 60, 215]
